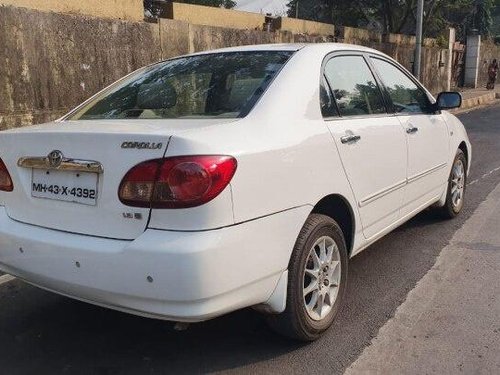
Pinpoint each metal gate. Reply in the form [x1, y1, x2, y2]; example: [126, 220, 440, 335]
[451, 42, 466, 88]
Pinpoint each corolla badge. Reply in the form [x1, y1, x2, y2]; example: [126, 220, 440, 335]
[121, 141, 163, 150]
[47, 150, 63, 168]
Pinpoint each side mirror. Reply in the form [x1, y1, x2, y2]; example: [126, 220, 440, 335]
[436, 92, 462, 110]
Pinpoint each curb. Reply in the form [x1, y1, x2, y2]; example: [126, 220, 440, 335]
[461, 92, 498, 110]
[451, 92, 499, 114]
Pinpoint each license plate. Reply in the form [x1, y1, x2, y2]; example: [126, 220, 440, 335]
[31, 169, 98, 206]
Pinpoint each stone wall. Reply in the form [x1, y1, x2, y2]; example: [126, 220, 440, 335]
[0, 5, 452, 130]
[0, 0, 143, 21]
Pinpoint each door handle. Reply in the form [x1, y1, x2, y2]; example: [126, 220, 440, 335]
[406, 126, 419, 134]
[340, 134, 361, 144]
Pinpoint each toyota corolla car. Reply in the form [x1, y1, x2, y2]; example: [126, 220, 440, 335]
[0, 44, 470, 341]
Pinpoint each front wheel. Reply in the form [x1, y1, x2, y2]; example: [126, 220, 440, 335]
[440, 149, 467, 219]
[267, 214, 348, 341]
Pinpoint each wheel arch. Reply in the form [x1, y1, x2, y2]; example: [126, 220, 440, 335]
[311, 194, 356, 255]
[458, 141, 469, 169]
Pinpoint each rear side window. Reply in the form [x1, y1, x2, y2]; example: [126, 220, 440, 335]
[370, 58, 432, 114]
[68, 51, 293, 120]
[323, 56, 386, 117]
[320, 76, 339, 117]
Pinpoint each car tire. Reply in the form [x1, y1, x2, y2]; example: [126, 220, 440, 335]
[440, 149, 467, 219]
[267, 214, 348, 341]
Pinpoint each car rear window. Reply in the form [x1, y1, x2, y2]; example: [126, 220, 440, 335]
[67, 51, 294, 120]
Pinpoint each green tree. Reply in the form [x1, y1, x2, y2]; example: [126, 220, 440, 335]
[493, 1, 500, 35]
[432, 0, 497, 39]
[286, 0, 365, 27]
[287, 0, 419, 34]
[287, 0, 494, 38]
[463, 0, 495, 36]
[493, 1, 500, 42]
[286, 0, 329, 22]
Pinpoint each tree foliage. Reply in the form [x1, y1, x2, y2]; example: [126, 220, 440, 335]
[287, 0, 497, 39]
[464, 0, 495, 36]
[493, 1, 500, 40]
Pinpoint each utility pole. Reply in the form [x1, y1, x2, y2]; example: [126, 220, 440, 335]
[414, 0, 424, 80]
[296, 0, 299, 18]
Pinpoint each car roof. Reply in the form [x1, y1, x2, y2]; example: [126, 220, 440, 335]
[189, 43, 385, 56]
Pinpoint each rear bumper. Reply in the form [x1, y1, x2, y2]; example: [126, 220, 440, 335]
[0, 206, 309, 322]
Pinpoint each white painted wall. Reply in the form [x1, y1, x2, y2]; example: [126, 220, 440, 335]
[464, 34, 481, 88]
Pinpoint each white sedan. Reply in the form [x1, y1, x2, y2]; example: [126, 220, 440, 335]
[0, 44, 470, 341]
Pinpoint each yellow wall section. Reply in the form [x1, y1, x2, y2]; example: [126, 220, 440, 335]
[0, 0, 143, 20]
[167, 2, 265, 30]
[278, 17, 334, 35]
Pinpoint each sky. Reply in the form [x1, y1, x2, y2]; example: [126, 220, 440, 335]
[235, 0, 289, 16]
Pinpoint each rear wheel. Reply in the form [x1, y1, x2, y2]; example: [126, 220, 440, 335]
[440, 149, 467, 219]
[267, 214, 348, 341]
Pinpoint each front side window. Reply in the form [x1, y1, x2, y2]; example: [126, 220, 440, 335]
[323, 55, 386, 117]
[68, 51, 293, 120]
[371, 58, 432, 114]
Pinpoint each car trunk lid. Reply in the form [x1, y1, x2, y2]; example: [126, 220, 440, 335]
[0, 119, 235, 239]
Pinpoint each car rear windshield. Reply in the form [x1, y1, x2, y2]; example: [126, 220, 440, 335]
[67, 51, 294, 120]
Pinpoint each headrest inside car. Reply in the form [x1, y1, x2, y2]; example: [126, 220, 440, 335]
[137, 81, 177, 110]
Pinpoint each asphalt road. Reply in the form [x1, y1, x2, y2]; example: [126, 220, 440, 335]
[1, 103, 500, 375]
[346, 168, 500, 374]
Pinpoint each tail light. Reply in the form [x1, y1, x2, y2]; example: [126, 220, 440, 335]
[119, 155, 237, 208]
[0, 159, 13, 192]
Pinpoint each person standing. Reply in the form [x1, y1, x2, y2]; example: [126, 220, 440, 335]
[487, 59, 499, 90]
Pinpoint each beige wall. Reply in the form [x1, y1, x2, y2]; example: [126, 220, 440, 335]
[341, 26, 382, 43]
[166, 2, 265, 30]
[0, 0, 144, 21]
[278, 17, 334, 35]
[341, 26, 438, 47]
[385, 33, 417, 46]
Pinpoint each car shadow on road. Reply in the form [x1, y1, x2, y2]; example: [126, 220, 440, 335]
[0, 283, 305, 374]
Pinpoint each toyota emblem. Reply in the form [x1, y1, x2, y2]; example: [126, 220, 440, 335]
[47, 150, 63, 168]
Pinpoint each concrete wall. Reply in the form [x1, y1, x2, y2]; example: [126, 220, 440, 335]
[338, 26, 437, 47]
[0, 6, 160, 129]
[0, 5, 452, 130]
[0, 0, 144, 21]
[164, 3, 334, 36]
[186, 22, 282, 53]
[338, 26, 383, 44]
[164, 2, 265, 30]
[0, 6, 295, 129]
[478, 40, 500, 88]
[274, 17, 334, 35]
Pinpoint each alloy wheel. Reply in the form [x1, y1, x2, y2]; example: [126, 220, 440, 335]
[451, 159, 465, 211]
[303, 236, 341, 321]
